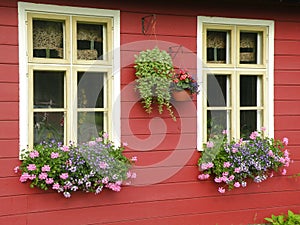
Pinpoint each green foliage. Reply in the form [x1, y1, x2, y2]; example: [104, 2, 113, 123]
[264, 210, 300, 225]
[134, 47, 176, 120]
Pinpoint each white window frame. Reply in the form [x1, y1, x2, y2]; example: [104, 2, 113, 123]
[197, 16, 274, 150]
[18, 2, 121, 153]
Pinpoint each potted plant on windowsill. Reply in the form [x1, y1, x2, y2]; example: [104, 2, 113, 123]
[197, 128, 291, 194]
[171, 69, 200, 101]
[134, 47, 176, 120]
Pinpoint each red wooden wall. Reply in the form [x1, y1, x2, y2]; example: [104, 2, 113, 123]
[0, 0, 300, 224]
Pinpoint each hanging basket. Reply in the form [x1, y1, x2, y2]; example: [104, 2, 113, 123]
[172, 89, 193, 102]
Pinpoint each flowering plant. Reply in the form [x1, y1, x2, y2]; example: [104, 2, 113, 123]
[198, 128, 290, 194]
[171, 69, 200, 94]
[15, 133, 137, 198]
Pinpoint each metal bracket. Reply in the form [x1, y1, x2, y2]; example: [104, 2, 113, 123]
[142, 14, 156, 35]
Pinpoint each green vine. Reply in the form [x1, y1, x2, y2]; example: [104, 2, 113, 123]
[134, 47, 176, 121]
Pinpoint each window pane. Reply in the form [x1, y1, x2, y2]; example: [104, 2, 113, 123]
[77, 112, 104, 143]
[77, 72, 104, 108]
[207, 110, 228, 139]
[77, 23, 104, 60]
[34, 112, 64, 145]
[240, 75, 257, 106]
[240, 32, 257, 64]
[34, 71, 64, 108]
[207, 31, 230, 64]
[240, 110, 257, 139]
[33, 20, 64, 59]
[207, 75, 228, 107]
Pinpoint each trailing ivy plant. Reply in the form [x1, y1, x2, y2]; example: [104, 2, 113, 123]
[264, 210, 300, 225]
[134, 47, 176, 120]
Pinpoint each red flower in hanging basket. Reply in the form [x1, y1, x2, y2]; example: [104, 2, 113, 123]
[171, 69, 200, 95]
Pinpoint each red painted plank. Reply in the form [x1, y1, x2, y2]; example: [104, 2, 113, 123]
[24, 190, 300, 225]
[0, 45, 18, 64]
[275, 101, 300, 116]
[0, 26, 18, 45]
[0, 121, 18, 139]
[275, 86, 300, 100]
[0, 6, 17, 26]
[0, 195, 28, 217]
[122, 133, 196, 151]
[0, 158, 20, 177]
[0, 0, 17, 8]
[275, 55, 300, 70]
[0, 102, 18, 120]
[275, 40, 300, 55]
[275, 71, 300, 85]
[121, 34, 197, 53]
[0, 215, 28, 225]
[275, 21, 300, 40]
[0, 64, 18, 83]
[0, 83, 18, 101]
[275, 115, 300, 130]
[0, 139, 19, 158]
[121, 12, 196, 36]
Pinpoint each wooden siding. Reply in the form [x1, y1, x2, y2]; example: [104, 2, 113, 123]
[0, 0, 300, 225]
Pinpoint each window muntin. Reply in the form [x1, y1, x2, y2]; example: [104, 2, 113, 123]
[202, 23, 269, 142]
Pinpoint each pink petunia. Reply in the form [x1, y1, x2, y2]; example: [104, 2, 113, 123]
[268, 150, 274, 157]
[96, 137, 102, 142]
[29, 150, 39, 159]
[103, 133, 109, 139]
[19, 173, 30, 182]
[102, 176, 109, 184]
[131, 156, 138, 162]
[206, 141, 214, 148]
[234, 167, 241, 173]
[218, 187, 226, 194]
[131, 172, 137, 179]
[46, 178, 54, 184]
[42, 165, 51, 172]
[99, 161, 108, 169]
[14, 166, 19, 173]
[38, 172, 48, 180]
[228, 175, 235, 181]
[223, 162, 231, 168]
[59, 173, 69, 180]
[222, 130, 228, 135]
[27, 164, 36, 171]
[122, 142, 128, 147]
[61, 146, 69, 152]
[51, 152, 59, 159]
[232, 147, 238, 153]
[198, 174, 210, 180]
[29, 174, 36, 180]
[214, 177, 223, 183]
[52, 183, 60, 190]
[234, 182, 241, 188]
[283, 137, 289, 146]
[250, 131, 259, 140]
[282, 168, 287, 175]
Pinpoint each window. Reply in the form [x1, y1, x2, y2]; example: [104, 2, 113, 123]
[18, 3, 120, 151]
[197, 17, 274, 148]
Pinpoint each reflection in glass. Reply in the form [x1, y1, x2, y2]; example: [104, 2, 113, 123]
[33, 20, 64, 59]
[207, 110, 228, 139]
[77, 23, 103, 60]
[240, 32, 257, 64]
[34, 71, 64, 108]
[34, 112, 64, 144]
[207, 31, 228, 63]
[77, 112, 104, 143]
[207, 75, 228, 107]
[240, 110, 257, 139]
[77, 72, 104, 108]
[240, 75, 257, 106]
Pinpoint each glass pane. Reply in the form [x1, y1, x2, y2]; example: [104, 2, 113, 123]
[77, 72, 104, 108]
[240, 110, 257, 139]
[207, 31, 229, 64]
[240, 75, 257, 106]
[207, 110, 228, 139]
[34, 112, 64, 145]
[240, 32, 257, 64]
[77, 112, 104, 143]
[207, 75, 228, 107]
[34, 71, 64, 108]
[77, 23, 104, 60]
[33, 20, 64, 59]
